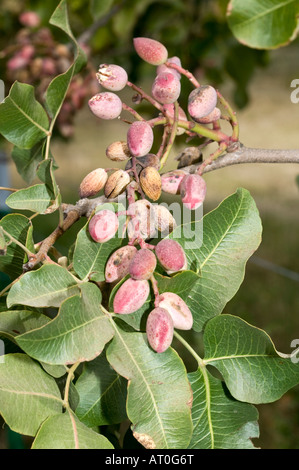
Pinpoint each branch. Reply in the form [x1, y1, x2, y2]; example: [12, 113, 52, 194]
[23, 194, 126, 271]
[22, 145, 299, 272]
[78, 1, 127, 45]
[179, 144, 299, 175]
[23, 208, 81, 271]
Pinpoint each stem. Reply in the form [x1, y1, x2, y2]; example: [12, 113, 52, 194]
[178, 145, 299, 175]
[1, 228, 34, 259]
[159, 102, 179, 170]
[23, 208, 80, 271]
[216, 90, 239, 141]
[0, 187, 18, 192]
[173, 331, 214, 448]
[165, 62, 200, 88]
[156, 125, 171, 159]
[165, 63, 238, 141]
[78, 1, 126, 44]
[150, 274, 160, 307]
[196, 142, 228, 176]
[122, 103, 144, 121]
[44, 133, 51, 160]
[63, 361, 80, 408]
[149, 115, 229, 143]
[128, 156, 145, 198]
[58, 202, 65, 229]
[173, 330, 205, 368]
[0, 274, 22, 298]
[126, 81, 164, 112]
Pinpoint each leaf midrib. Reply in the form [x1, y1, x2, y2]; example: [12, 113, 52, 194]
[17, 313, 108, 343]
[199, 193, 244, 272]
[9, 95, 49, 135]
[9, 283, 78, 308]
[231, 0, 295, 30]
[204, 353, 277, 364]
[0, 387, 63, 403]
[111, 323, 168, 448]
[78, 375, 121, 421]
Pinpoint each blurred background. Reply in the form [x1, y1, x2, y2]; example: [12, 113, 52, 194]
[1, 0, 299, 449]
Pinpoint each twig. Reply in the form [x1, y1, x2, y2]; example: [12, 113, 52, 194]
[122, 103, 144, 121]
[63, 361, 80, 408]
[23, 209, 81, 271]
[160, 101, 179, 170]
[2, 228, 34, 259]
[196, 142, 228, 176]
[0, 187, 18, 192]
[178, 145, 299, 175]
[126, 81, 164, 112]
[77, 2, 127, 45]
[165, 62, 200, 88]
[157, 124, 171, 159]
[150, 274, 160, 307]
[22, 145, 299, 272]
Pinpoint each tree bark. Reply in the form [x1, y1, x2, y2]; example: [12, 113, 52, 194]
[180, 144, 299, 175]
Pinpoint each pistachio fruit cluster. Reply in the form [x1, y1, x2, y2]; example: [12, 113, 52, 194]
[84, 36, 222, 213]
[81, 36, 238, 353]
[88, 207, 192, 353]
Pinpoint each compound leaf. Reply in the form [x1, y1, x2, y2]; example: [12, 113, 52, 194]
[16, 282, 114, 365]
[0, 353, 62, 436]
[227, 0, 299, 49]
[107, 322, 193, 449]
[203, 315, 299, 404]
[7, 264, 80, 309]
[0, 82, 49, 148]
[188, 368, 259, 449]
[32, 409, 114, 449]
[171, 188, 262, 331]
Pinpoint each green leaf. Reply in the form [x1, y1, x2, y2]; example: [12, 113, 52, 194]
[40, 362, 68, 379]
[0, 82, 49, 148]
[188, 368, 259, 449]
[45, 66, 76, 122]
[91, 0, 115, 20]
[0, 214, 33, 280]
[11, 141, 44, 185]
[112, 0, 155, 38]
[0, 227, 7, 255]
[171, 188, 262, 331]
[36, 159, 58, 194]
[73, 204, 126, 282]
[203, 315, 299, 404]
[32, 409, 114, 449]
[36, 159, 61, 212]
[0, 353, 62, 436]
[0, 310, 50, 342]
[16, 282, 114, 365]
[227, 0, 299, 49]
[7, 264, 80, 309]
[5, 184, 54, 213]
[107, 323, 193, 449]
[46, 0, 87, 120]
[75, 352, 127, 426]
